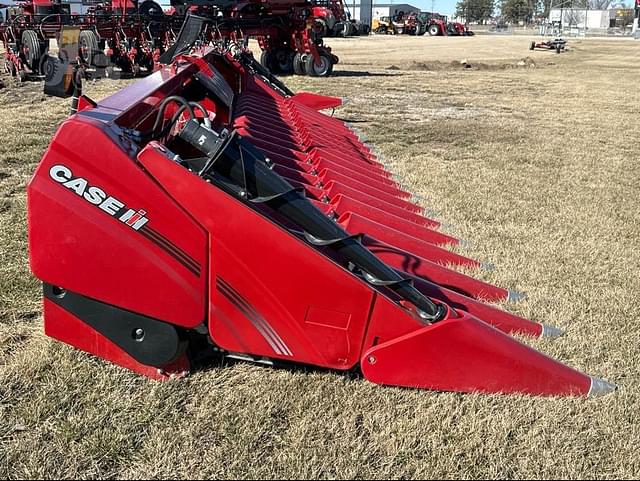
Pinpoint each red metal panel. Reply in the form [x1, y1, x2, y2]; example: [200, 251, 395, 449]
[139, 143, 376, 370]
[361, 300, 591, 396]
[28, 119, 207, 328]
[337, 209, 458, 246]
[344, 217, 481, 268]
[364, 238, 511, 303]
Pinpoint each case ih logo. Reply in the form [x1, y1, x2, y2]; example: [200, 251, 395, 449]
[49, 165, 149, 231]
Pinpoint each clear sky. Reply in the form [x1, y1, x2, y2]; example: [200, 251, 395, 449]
[375, 0, 461, 16]
[410, 0, 459, 16]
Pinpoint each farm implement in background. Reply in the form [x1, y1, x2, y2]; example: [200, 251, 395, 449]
[0, 0, 174, 81]
[28, 41, 616, 397]
[1, 0, 77, 81]
[529, 38, 567, 53]
[2, 0, 344, 82]
[164, 1, 339, 77]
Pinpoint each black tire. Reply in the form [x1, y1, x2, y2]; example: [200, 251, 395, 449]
[556, 44, 561, 54]
[293, 53, 306, 75]
[260, 50, 275, 73]
[315, 19, 328, 37]
[79, 30, 99, 66]
[530, 41, 536, 51]
[139, 0, 164, 20]
[42, 53, 71, 92]
[305, 51, 333, 77]
[21, 30, 41, 72]
[428, 24, 440, 36]
[274, 49, 294, 74]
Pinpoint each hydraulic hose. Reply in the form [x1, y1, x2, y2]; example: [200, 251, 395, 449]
[138, 96, 196, 140]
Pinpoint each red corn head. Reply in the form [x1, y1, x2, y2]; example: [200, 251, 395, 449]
[27, 48, 615, 396]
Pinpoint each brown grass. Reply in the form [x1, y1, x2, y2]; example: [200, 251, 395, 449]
[1, 35, 639, 479]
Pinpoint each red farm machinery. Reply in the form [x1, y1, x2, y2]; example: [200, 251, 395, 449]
[162, 1, 339, 76]
[418, 12, 473, 36]
[0, 0, 173, 81]
[28, 40, 616, 397]
[1, 0, 76, 81]
[389, 11, 426, 36]
[2, 0, 341, 82]
[310, 0, 369, 37]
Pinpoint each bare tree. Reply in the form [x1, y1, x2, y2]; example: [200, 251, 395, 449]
[560, 0, 613, 8]
[589, 0, 613, 10]
[588, 0, 613, 8]
[564, 8, 586, 25]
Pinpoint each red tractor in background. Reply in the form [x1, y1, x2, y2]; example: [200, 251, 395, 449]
[393, 11, 426, 35]
[311, 0, 369, 37]
[448, 20, 472, 35]
[418, 12, 446, 36]
[418, 12, 473, 36]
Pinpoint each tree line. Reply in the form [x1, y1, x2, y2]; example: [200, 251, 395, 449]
[455, 0, 616, 23]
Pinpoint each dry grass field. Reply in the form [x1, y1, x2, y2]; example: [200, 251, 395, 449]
[1, 35, 639, 479]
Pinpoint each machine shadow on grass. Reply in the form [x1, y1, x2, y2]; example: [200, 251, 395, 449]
[331, 70, 404, 78]
[277, 71, 403, 78]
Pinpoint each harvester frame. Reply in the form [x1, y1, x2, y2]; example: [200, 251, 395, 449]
[30, 41, 616, 397]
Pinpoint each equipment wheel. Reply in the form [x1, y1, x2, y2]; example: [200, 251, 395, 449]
[293, 53, 306, 75]
[79, 30, 99, 66]
[21, 30, 42, 72]
[139, 0, 165, 20]
[274, 49, 294, 74]
[260, 50, 275, 73]
[305, 51, 333, 77]
[556, 43, 562, 54]
[428, 24, 440, 36]
[530, 41, 536, 51]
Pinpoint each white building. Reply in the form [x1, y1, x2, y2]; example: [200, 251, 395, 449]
[344, 3, 421, 23]
[549, 7, 635, 31]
